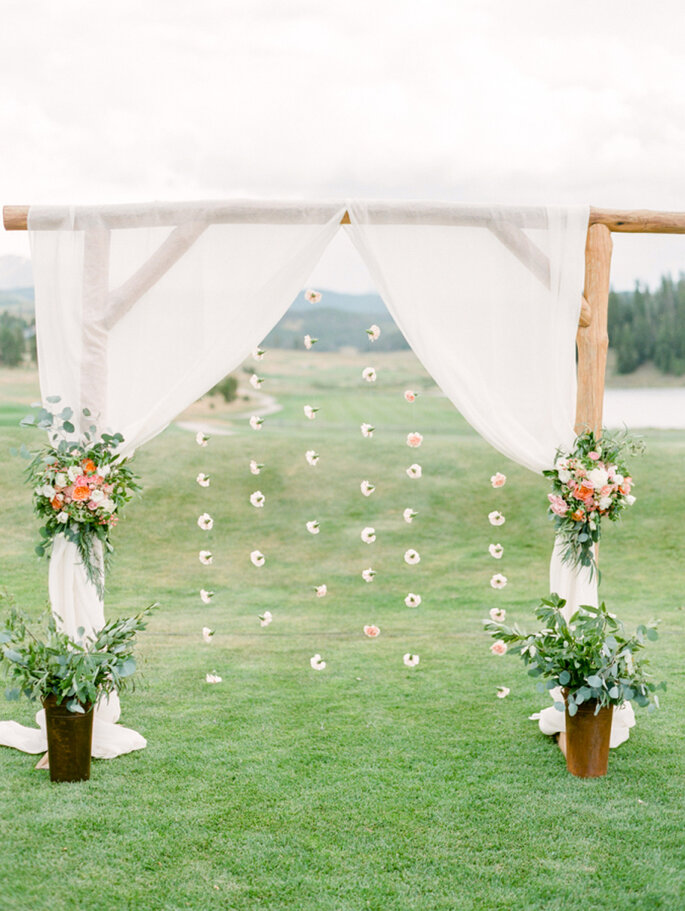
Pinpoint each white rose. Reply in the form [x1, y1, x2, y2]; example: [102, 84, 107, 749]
[90, 488, 105, 504]
[598, 496, 612, 510]
[625, 494, 636, 505]
[100, 498, 116, 513]
[55, 473, 68, 487]
[587, 467, 609, 490]
[99, 465, 111, 478]
[67, 466, 80, 482]
[39, 484, 56, 498]
[56, 512, 69, 524]
[557, 469, 571, 484]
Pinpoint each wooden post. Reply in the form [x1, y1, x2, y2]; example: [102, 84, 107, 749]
[575, 224, 613, 434]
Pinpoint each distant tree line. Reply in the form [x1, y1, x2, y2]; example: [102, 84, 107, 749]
[609, 275, 685, 375]
[0, 312, 36, 367]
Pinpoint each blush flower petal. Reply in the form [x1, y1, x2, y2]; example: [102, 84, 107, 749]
[361, 568, 376, 582]
[250, 460, 263, 475]
[496, 686, 510, 698]
[403, 507, 418, 523]
[196, 431, 209, 447]
[305, 289, 322, 304]
[363, 624, 380, 638]
[306, 520, 320, 535]
[488, 510, 505, 526]
[490, 640, 508, 656]
[490, 472, 507, 488]
[252, 347, 266, 361]
[259, 611, 273, 627]
[406, 432, 423, 448]
[197, 513, 214, 531]
[488, 543, 504, 559]
[315, 584, 327, 597]
[490, 573, 508, 589]
[310, 654, 326, 670]
[196, 473, 210, 487]
[250, 550, 265, 567]
[303, 405, 319, 420]
[249, 374, 264, 389]
[403, 653, 420, 667]
[200, 589, 214, 604]
[404, 390, 417, 403]
[202, 626, 214, 643]
[361, 527, 376, 544]
[305, 450, 320, 466]
[362, 367, 377, 383]
[199, 550, 213, 565]
[406, 464, 422, 479]
[249, 415, 264, 431]
[206, 673, 222, 683]
[360, 480, 375, 497]
[250, 490, 265, 508]
[404, 549, 420, 565]
[489, 607, 506, 622]
[304, 334, 318, 350]
[361, 423, 375, 438]
[405, 592, 421, 608]
[366, 324, 381, 341]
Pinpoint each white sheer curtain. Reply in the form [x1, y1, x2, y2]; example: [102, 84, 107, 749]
[345, 201, 633, 746]
[0, 200, 346, 758]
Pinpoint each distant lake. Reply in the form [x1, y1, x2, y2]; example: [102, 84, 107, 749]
[604, 388, 685, 429]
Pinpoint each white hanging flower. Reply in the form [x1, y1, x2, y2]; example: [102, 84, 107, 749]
[250, 490, 265, 508]
[249, 415, 264, 431]
[202, 627, 214, 643]
[39, 484, 56, 499]
[363, 624, 380, 638]
[305, 450, 320, 466]
[252, 347, 266, 361]
[306, 520, 320, 535]
[199, 550, 213, 565]
[304, 334, 318, 349]
[362, 367, 377, 383]
[403, 653, 420, 667]
[250, 460, 263, 475]
[196, 473, 210, 487]
[200, 589, 214, 604]
[488, 543, 504, 559]
[56, 511, 69, 524]
[490, 573, 508, 590]
[496, 686, 510, 699]
[488, 511, 505, 526]
[315, 584, 327, 597]
[361, 527, 376, 544]
[490, 472, 507, 488]
[361, 568, 376, 583]
[195, 431, 209, 447]
[489, 607, 506, 622]
[303, 405, 319, 420]
[250, 550, 265, 567]
[360, 480, 375, 497]
[197, 513, 214, 531]
[403, 508, 418, 524]
[361, 423, 375, 438]
[249, 374, 263, 389]
[406, 432, 423, 448]
[89, 488, 105, 505]
[259, 611, 273, 627]
[404, 549, 420, 565]
[206, 673, 222, 683]
[67, 465, 81, 483]
[55, 472, 68, 488]
[310, 654, 326, 670]
[305, 288, 322, 304]
[406, 464, 422, 479]
[366, 324, 381, 341]
[405, 592, 421, 608]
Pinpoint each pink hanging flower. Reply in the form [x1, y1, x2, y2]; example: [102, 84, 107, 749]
[249, 415, 264, 431]
[363, 624, 381, 638]
[405, 592, 421, 608]
[403, 653, 420, 667]
[315, 584, 327, 597]
[361, 423, 375, 438]
[304, 405, 319, 420]
[547, 494, 568, 517]
[490, 640, 508, 656]
[250, 490, 265, 508]
[305, 288, 322, 304]
[488, 543, 504, 559]
[404, 390, 417, 403]
[366, 324, 381, 341]
[489, 607, 506, 622]
[360, 480, 375, 497]
[362, 367, 377, 383]
[250, 550, 265, 567]
[406, 464, 422, 479]
[490, 573, 508, 590]
[304, 335, 318, 349]
[490, 472, 506, 488]
[588, 450, 601, 461]
[406, 432, 423, 448]
[361, 527, 376, 544]
[361, 568, 376, 582]
[488, 511, 505, 526]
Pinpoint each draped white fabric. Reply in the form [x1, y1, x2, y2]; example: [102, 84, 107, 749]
[0, 200, 346, 758]
[0, 198, 626, 757]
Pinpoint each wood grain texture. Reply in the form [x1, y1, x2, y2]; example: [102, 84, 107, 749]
[575, 224, 613, 435]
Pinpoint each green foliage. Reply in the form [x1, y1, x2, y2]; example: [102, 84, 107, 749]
[609, 275, 685, 375]
[0, 312, 26, 367]
[19, 397, 141, 597]
[0, 593, 157, 712]
[208, 373, 238, 402]
[484, 593, 665, 714]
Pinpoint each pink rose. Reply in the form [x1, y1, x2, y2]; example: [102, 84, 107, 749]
[363, 624, 380, 638]
[588, 451, 601, 461]
[490, 640, 508, 656]
[406, 432, 423, 448]
[490, 472, 506, 488]
[547, 494, 568, 517]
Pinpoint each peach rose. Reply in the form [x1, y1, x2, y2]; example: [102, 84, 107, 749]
[490, 640, 508, 656]
[71, 485, 91, 502]
[81, 459, 97, 474]
[50, 496, 62, 510]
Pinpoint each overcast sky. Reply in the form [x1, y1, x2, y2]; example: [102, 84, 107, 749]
[2, 0, 685, 291]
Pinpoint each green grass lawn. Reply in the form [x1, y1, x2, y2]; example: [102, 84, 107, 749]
[0, 354, 683, 911]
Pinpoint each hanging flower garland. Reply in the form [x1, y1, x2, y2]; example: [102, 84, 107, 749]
[543, 429, 642, 577]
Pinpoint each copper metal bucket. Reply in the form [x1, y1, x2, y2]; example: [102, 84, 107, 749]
[565, 697, 613, 778]
[42, 695, 94, 782]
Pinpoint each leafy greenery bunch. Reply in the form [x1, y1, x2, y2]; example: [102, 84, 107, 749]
[16, 397, 140, 597]
[544, 429, 643, 577]
[0, 595, 157, 714]
[484, 593, 664, 716]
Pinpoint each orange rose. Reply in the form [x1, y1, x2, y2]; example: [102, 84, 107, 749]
[81, 459, 97, 474]
[571, 509, 585, 521]
[50, 496, 62, 510]
[71, 485, 91, 502]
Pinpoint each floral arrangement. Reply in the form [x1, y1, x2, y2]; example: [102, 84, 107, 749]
[543, 429, 642, 577]
[18, 398, 140, 598]
[483, 593, 664, 715]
